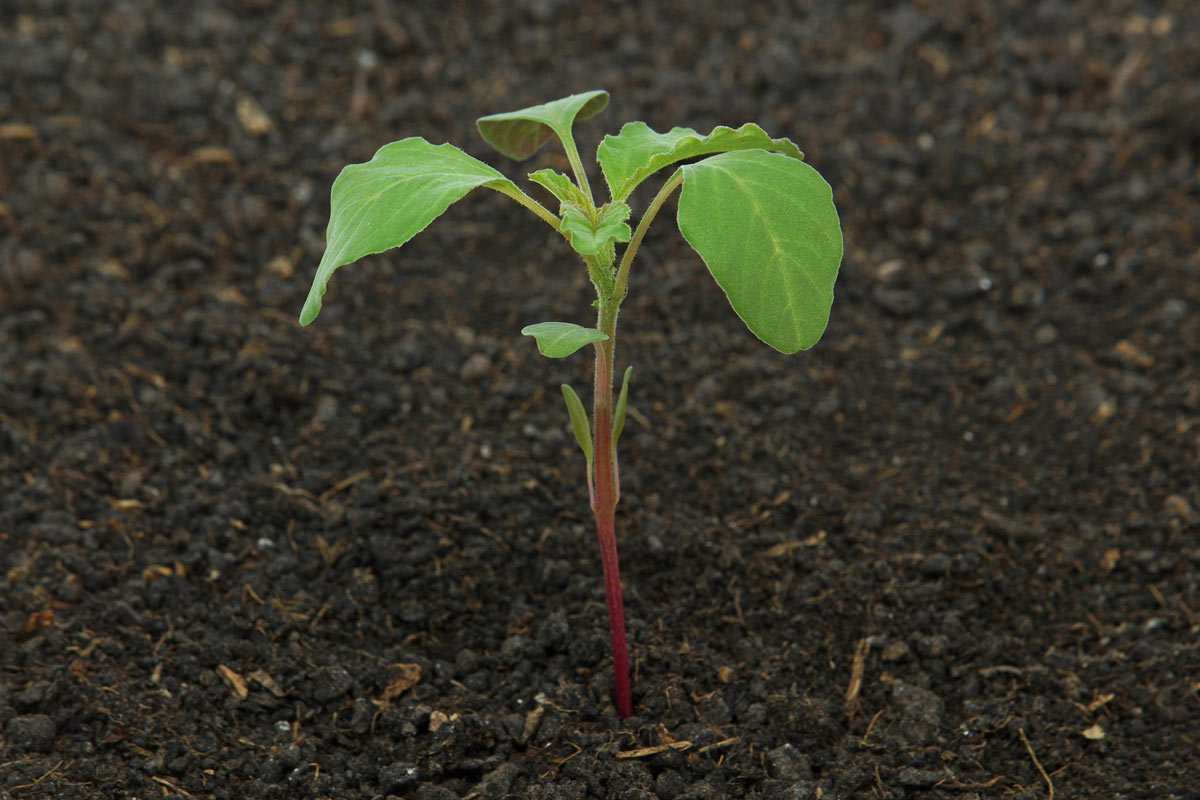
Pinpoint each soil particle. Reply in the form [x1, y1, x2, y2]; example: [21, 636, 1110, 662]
[897, 766, 952, 788]
[378, 761, 421, 796]
[887, 681, 945, 747]
[764, 744, 813, 782]
[5, 714, 56, 753]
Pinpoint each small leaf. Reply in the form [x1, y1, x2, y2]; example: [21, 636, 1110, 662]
[612, 366, 633, 447]
[477, 90, 609, 161]
[677, 150, 842, 353]
[528, 169, 589, 208]
[521, 321, 608, 358]
[560, 203, 632, 256]
[560, 383, 593, 466]
[597, 122, 804, 202]
[300, 138, 516, 325]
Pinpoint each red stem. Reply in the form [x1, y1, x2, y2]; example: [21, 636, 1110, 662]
[591, 341, 633, 719]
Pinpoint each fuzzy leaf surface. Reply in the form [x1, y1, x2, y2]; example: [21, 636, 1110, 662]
[560, 203, 632, 256]
[597, 122, 804, 202]
[477, 90, 608, 160]
[300, 138, 514, 325]
[677, 150, 842, 353]
[521, 321, 609, 358]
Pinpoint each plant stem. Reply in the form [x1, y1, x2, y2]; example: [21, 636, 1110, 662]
[583, 172, 684, 719]
[591, 299, 633, 719]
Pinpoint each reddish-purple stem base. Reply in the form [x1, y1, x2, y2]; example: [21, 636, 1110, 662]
[593, 498, 632, 718]
[591, 346, 633, 719]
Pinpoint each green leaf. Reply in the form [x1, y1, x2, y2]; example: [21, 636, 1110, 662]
[300, 138, 516, 326]
[560, 203, 632, 256]
[528, 169, 589, 208]
[560, 383, 593, 467]
[677, 150, 842, 353]
[597, 122, 805, 202]
[477, 90, 609, 161]
[612, 366, 633, 447]
[520, 321, 609, 358]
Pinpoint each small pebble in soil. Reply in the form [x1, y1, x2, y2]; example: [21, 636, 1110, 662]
[6, 714, 56, 752]
[655, 770, 686, 800]
[14, 681, 49, 711]
[479, 761, 522, 795]
[888, 682, 944, 747]
[312, 665, 354, 703]
[459, 352, 492, 381]
[765, 743, 813, 781]
[378, 762, 420, 795]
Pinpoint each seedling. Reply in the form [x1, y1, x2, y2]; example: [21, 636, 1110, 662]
[300, 90, 842, 718]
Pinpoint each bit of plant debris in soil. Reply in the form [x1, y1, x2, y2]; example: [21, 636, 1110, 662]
[2, 2, 1198, 799]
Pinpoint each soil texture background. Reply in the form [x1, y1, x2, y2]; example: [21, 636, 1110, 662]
[2, 1, 1198, 799]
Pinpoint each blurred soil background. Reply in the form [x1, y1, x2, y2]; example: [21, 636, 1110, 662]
[1, 1, 1198, 798]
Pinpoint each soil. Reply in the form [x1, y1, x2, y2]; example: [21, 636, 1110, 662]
[2, 1, 1198, 799]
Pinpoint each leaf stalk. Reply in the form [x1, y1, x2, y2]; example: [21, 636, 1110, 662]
[614, 169, 684, 301]
[561, 134, 596, 209]
[491, 182, 563, 232]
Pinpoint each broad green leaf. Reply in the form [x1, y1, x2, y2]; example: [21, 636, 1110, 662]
[612, 366, 633, 447]
[300, 138, 515, 325]
[477, 90, 609, 161]
[528, 169, 589, 208]
[521, 321, 608, 358]
[597, 122, 805, 202]
[560, 203, 632, 256]
[560, 383, 593, 467]
[677, 150, 842, 354]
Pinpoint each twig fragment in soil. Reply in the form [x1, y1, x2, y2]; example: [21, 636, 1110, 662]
[977, 664, 1047, 678]
[1019, 727, 1054, 800]
[696, 737, 739, 754]
[844, 636, 870, 713]
[216, 663, 249, 700]
[318, 469, 370, 503]
[616, 741, 692, 759]
[859, 708, 884, 746]
[152, 775, 194, 798]
[8, 759, 67, 793]
[539, 742, 583, 778]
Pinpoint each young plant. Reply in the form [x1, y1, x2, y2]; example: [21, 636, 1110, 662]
[299, 90, 842, 719]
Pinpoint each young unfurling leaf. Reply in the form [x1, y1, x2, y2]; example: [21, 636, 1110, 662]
[560, 203, 632, 257]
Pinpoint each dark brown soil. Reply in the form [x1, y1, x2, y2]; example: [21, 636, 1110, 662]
[2, 2, 1198, 799]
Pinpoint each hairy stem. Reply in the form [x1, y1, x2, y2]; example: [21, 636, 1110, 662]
[591, 298, 632, 719]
